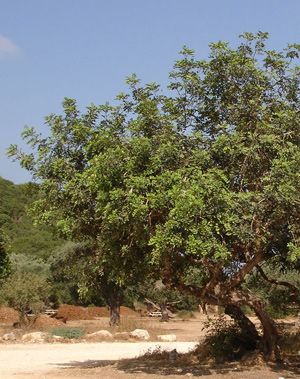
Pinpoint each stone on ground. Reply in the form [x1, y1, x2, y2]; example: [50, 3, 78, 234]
[130, 329, 150, 340]
[22, 332, 48, 342]
[157, 334, 177, 342]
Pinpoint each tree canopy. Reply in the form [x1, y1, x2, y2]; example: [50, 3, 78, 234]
[8, 32, 300, 358]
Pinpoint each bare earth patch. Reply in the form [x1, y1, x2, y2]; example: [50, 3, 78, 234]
[1, 306, 300, 378]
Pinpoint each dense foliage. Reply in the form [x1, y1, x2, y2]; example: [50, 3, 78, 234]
[8, 32, 300, 358]
[0, 253, 51, 325]
[0, 177, 63, 259]
[0, 228, 11, 282]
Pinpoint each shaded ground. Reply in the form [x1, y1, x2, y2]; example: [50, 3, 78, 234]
[58, 359, 300, 379]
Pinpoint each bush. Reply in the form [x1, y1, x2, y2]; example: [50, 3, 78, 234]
[0, 270, 50, 326]
[199, 315, 257, 363]
[265, 304, 298, 319]
[51, 326, 85, 339]
[279, 331, 300, 355]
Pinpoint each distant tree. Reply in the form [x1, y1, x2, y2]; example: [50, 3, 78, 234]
[133, 277, 199, 321]
[8, 32, 300, 358]
[0, 229, 11, 283]
[49, 241, 130, 325]
[0, 254, 51, 326]
[0, 177, 63, 259]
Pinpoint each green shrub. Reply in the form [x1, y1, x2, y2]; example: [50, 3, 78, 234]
[200, 315, 257, 363]
[51, 326, 85, 339]
[265, 304, 298, 319]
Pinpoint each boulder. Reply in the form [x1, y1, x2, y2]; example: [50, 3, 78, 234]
[87, 330, 113, 339]
[52, 335, 65, 342]
[157, 334, 177, 342]
[2, 332, 16, 341]
[130, 329, 150, 340]
[169, 348, 179, 360]
[114, 332, 131, 340]
[22, 332, 48, 342]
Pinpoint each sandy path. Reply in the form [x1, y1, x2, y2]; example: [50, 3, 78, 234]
[0, 341, 197, 378]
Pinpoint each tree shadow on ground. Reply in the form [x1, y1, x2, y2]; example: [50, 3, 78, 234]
[55, 354, 300, 378]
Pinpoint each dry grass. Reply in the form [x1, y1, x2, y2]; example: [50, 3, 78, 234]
[108, 316, 165, 340]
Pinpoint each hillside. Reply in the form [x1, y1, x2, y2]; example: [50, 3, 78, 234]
[0, 177, 63, 259]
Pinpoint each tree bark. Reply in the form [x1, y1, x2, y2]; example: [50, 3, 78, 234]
[109, 301, 120, 326]
[224, 304, 260, 348]
[107, 284, 121, 326]
[199, 302, 207, 315]
[226, 292, 281, 361]
[251, 301, 281, 361]
[160, 303, 169, 322]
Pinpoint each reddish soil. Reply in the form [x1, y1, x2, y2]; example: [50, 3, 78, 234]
[34, 315, 64, 328]
[0, 304, 137, 328]
[0, 306, 64, 328]
[53, 304, 137, 320]
[0, 306, 18, 323]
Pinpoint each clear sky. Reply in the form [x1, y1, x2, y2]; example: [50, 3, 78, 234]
[1, 0, 300, 184]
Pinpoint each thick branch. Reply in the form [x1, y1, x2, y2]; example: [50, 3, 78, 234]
[228, 250, 265, 289]
[257, 266, 300, 306]
[144, 298, 160, 310]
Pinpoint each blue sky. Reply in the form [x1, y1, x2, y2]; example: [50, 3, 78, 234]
[1, 0, 300, 184]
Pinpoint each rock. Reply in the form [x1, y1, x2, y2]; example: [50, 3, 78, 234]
[114, 332, 131, 340]
[130, 329, 150, 340]
[3, 332, 16, 341]
[169, 348, 179, 360]
[157, 334, 177, 342]
[22, 332, 48, 342]
[52, 335, 65, 342]
[87, 330, 113, 339]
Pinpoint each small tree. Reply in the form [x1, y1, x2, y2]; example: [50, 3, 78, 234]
[49, 241, 126, 325]
[0, 254, 51, 326]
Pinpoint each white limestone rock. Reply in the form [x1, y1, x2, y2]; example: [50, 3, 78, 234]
[22, 332, 48, 342]
[87, 330, 113, 339]
[114, 332, 131, 340]
[2, 332, 16, 341]
[157, 334, 177, 342]
[130, 329, 150, 340]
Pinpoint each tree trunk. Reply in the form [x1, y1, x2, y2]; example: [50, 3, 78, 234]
[160, 303, 169, 322]
[225, 292, 281, 361]
[107, 284, 121, 326]
[109, 301, 120, 326]
[164, 273, 281, 360]
[251, 302, 281, 361]
[296, 311, 300, 329]
[199, 302, 207, 315]
[224, 304, 260, 349]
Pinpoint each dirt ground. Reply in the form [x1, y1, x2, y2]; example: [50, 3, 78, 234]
[1, 305, 300, 378]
